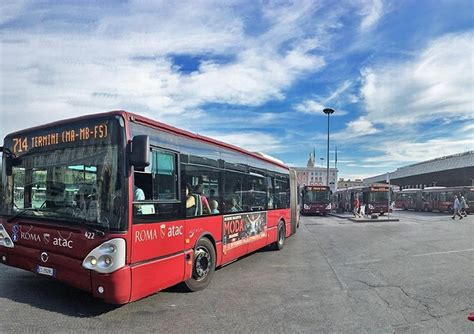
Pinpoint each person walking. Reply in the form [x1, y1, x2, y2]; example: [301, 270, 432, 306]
[460, 195, 468, 217]
[451, 195, 462, 220]
[353, 196, 361, 218]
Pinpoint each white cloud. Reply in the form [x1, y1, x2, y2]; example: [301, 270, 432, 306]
[360, 32, 474, 125]
[294, 100, 326, 114]
[294, 80, 352, 115]
[0, 1, 329, 142]
[367, 136, 474, 164]
[346, 117, 378, 135]
[358, 0, 384, 31]
[0, 1, 30, 25]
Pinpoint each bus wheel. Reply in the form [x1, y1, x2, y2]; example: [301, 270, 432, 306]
[272, 221, 286, 251]
[184, 238, 216, 292]
[424, 205, 429, 212]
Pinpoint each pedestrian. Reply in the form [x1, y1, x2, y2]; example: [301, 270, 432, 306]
[451, 195, 462, 220]
[353, 196, 361, 218]
[459, 194, 468, 217]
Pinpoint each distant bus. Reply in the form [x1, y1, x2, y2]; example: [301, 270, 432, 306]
[301, 186, 331, 216]
[394, 189, 422, 211]
[395, 187, 473, 213]
[333, 185, 390, 215]
[0, 111, 299, 304]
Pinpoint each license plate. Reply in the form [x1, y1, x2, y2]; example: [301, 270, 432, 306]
[36, 265, 55, 277]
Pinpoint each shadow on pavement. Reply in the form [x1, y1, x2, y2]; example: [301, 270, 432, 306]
[0, 271, 119, 317]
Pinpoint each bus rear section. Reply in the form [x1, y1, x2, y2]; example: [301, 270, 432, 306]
[1, 111, 298, 304]
[301, 186, 331, 216]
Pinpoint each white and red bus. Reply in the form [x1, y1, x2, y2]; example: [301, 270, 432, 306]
[301, 186, 331, 216]
[0, 111, 299, 304]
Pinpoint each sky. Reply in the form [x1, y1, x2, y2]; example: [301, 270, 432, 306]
[0, 0, 473, 180]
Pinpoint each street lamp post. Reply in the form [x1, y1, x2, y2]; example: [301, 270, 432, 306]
[323, 108, 334, 190]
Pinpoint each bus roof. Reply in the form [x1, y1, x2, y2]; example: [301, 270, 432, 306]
[4, 110, 289, 171]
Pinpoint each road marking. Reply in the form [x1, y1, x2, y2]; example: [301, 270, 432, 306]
[413, 248, 474, 257]
[344, 259, 382, 265]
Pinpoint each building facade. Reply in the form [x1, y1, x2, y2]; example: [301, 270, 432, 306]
[363, 151, 474, 188]
[337, 178, 363, 189]
[294, 149, 338, 192]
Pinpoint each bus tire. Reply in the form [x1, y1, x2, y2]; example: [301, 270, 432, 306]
[272, 221, 286, 251]
[184, 238, 216, 292]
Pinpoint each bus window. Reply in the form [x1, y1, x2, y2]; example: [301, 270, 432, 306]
[183, 163, 220, 217]
[223, 171, 244, 213]
[266, 176, 274, 209]
[242, 173, 267, 211]
[133, 149, 179, 221]
[274, 176, 290, 209]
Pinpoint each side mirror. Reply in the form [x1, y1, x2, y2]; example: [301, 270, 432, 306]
[1, 147, 21, 176]
[130, 135, 150, 168]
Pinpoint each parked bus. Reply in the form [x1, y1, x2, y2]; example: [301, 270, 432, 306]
[394, 189, 422, 211]
[301, 185, 331, 216]
[0, 111, 299, 304]
[394, 186, 473, 213]
[333, 185, 390, 215]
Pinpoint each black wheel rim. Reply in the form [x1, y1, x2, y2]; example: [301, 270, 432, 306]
[194, 246, 211, 281]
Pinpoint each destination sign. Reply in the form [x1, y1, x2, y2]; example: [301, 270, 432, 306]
[370, 187, 389, 192]
[306, 186, 329, 191]
[10, 123, 109, 155]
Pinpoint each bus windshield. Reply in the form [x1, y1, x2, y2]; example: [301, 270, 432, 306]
[369, 191, 389, 203]
[304, 189, 330, 203]
[0, 117, 126, 231]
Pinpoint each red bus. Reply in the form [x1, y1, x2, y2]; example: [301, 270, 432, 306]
[301, 186, 331, 216]
[333, 185, 390, 215]
[395, 187, 473, 213]
[394, 189, 422, 210]
[0, 111, 299, 304]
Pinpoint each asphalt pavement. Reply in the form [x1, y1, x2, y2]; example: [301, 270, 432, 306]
[0, 210, 473, 333]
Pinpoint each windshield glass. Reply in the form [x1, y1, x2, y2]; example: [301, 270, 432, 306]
[369, 191, 389, 203]
[304, 189, 330, 203]
[1, 116, 126, 231]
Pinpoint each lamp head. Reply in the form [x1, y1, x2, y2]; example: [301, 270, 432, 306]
[323, 108, 335, 115]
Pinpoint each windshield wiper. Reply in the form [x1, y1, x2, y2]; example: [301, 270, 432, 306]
[7, 208, 106, 237]
[67, 217, 106, 237]
[7, 207, 43, 223]
[6, 200, 47, 223]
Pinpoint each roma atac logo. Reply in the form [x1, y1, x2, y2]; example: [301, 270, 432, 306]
[135, 225, 184, 243]
[52, 232, 73, 249]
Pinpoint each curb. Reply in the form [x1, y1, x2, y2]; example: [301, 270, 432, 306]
[348, 218, 399, 223]
[328, 213, 399, 223]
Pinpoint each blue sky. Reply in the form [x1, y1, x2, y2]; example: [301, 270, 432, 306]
[0, 0, 473, 179]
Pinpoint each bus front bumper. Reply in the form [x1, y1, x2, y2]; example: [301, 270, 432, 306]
[0, 246, 131, 304]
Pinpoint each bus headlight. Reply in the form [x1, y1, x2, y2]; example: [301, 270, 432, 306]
[0, 224, 14, 249]
[368, 204, 374, 209]
[325, 204, 331, 210]
[304, 204, 310, 210]
[82, 238, 125, 274]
